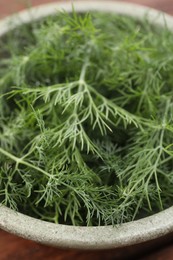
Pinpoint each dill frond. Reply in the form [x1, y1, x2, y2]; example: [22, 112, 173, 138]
[0, 11, 173, 226]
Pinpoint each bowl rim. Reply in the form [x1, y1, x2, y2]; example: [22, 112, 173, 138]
[0, 0, 173, 250]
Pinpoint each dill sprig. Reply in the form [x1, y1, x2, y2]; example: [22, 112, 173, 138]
[0, 11, 173, 226]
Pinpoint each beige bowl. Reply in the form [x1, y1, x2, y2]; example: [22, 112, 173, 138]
[0, 1, 173, 250]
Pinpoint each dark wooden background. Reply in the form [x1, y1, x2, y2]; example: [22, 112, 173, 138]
[0, 0, 173, 259]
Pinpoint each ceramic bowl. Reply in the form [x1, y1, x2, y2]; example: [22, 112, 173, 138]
[0, 1, 173, 250]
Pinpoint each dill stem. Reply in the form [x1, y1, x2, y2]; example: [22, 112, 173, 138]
[0, 147, 50, 177]
[79, 61, 89, 82]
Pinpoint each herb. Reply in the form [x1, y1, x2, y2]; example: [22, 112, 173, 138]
[0, 10, 173, 226]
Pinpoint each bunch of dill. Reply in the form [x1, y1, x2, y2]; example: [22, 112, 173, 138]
[0, 10, 173, 226]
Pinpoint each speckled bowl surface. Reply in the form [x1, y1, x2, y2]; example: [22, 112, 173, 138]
[0, 1, 173, 250]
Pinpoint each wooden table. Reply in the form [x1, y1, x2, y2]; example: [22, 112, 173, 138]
[0, 0, 173, 259]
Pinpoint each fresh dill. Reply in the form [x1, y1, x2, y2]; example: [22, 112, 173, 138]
[0, 10, 173, 226]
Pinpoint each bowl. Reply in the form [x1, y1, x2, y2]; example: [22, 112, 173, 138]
[0, 1, 173, 250]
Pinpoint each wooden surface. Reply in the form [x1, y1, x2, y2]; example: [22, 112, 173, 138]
[1, 0, 173, 259]
[0, 0, 173, 18]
